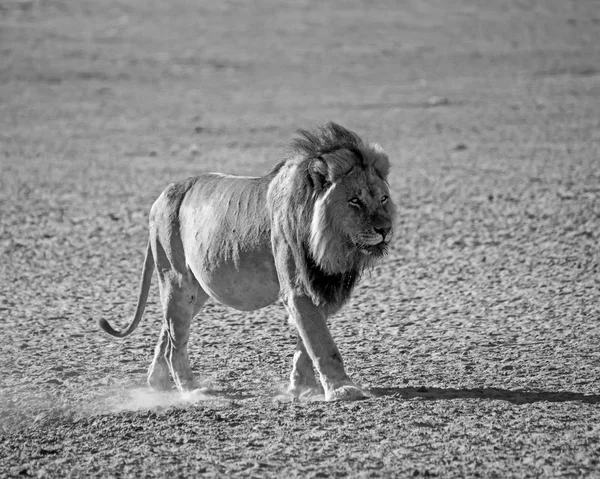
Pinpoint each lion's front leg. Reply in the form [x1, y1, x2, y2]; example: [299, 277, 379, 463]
[287, 295, 366, 401]
[287, 333, 323, 397]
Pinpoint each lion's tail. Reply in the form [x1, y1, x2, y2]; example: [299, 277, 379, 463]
[98, 241, 155, 338]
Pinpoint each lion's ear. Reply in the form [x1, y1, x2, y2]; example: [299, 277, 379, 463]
[308, 157, 330, 190]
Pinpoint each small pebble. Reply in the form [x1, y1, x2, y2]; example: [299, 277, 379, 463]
[427, 96, 450, 106]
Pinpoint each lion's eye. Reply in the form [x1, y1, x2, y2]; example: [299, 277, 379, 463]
[349, 197, 361, 207]
[381, 195, 389, 204]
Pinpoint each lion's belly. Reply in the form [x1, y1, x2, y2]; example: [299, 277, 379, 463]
[178, 173, 281, 311]
[194, 251, 280, 311]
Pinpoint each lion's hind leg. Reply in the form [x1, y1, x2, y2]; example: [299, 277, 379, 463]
[148, 274, 209, 392]
[148, 326, 171, 390]
[146, 216, 209, 392]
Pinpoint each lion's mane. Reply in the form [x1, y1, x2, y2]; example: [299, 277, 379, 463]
[268, 122, 394, 313]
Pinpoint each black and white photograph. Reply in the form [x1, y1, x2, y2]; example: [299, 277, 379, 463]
[1, 0, 599, 476]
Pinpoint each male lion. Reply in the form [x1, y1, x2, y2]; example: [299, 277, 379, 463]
[99, 122, 396, 401]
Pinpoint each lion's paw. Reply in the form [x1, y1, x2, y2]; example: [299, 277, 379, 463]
[287, 384, 324, 400]
[147, 366, 171, 391]
[181, 388, 212, 401]
[325, 385, 367, 402]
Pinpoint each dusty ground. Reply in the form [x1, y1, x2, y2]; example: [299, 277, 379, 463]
[1, 0, 599, 477]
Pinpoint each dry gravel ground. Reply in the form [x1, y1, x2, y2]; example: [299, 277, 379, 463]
[1, 0, 600, 477]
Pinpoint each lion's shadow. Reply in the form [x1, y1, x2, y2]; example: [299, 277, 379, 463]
[199, 386, 600, 404]
[365, 386, 600, 404]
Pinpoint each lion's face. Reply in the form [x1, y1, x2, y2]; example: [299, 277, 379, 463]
[308, 145, 396, 274]
[337, 168, 394, 257]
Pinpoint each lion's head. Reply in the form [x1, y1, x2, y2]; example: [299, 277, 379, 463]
[269, 122, 396, 309]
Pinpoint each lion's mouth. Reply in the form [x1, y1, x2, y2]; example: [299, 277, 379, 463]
[358, 236, 388, 256]
[360, 243, 386, 255]
[353, 230, 392, 257]
[360, 233, 384, 246]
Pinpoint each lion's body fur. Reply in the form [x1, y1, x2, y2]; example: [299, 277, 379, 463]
[176, 172, 280, 311]
[99, 122, 396, 400]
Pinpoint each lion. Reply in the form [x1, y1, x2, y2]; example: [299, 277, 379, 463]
[99, 122, 396, 401]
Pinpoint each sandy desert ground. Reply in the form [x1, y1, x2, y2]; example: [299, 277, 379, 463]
[1, 0, 599, 476]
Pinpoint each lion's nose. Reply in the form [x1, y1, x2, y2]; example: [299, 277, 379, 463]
[374, 226, 391, 239]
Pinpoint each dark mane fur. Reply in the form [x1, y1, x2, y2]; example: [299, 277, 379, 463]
[291, 122, 366, 166]
[303, 246, 361, 308]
